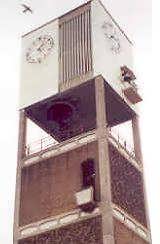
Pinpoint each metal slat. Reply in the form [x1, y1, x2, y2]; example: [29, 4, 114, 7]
[62, 23, 66, 83]
[61, 23, 64, 83]
[70, 18, 74, 78]
[85, 10, 89, 73]
[59, 7, 92, 86]
[81, 13, 85, 74]
[88, 9, 92, 72]
[67, 21, 71, 83]
[66, 21, 69, 82]
[76, 16, 80, 77]
[59, 24, 63, 83]
[73, 17, 77, 77]
[86, 11, 91, 72]
[78, 14, 82, 76]
[85, 11, 88, 74]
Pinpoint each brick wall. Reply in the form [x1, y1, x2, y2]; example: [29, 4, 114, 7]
[19, 141, 98, 226]
[109, 144, 147, 227]
[19, 216, 103, 244]
[114, 218, 149, 244]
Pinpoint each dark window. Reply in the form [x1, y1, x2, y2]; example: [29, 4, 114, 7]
[81, 159, 95, 189]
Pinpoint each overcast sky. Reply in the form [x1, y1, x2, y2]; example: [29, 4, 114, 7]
[0, 0, 154, 243]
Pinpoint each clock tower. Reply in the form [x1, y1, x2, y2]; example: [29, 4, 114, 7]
[14, 1, 152, 244]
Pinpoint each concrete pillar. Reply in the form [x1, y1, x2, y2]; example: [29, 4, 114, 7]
[132, 115, 151, 239]
[95, 75, 115, 244]
[132, 115, 143, 162]
[13, 110, 27, 244]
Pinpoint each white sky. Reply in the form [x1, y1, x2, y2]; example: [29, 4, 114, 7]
[0, 0, 155, 243]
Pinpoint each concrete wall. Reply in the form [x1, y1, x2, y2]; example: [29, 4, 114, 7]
[19, 20, 59, 109]
[19, 0, 137, 113]
[91, 0, 137, 113]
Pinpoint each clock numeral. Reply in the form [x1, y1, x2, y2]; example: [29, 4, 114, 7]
[26, 35, 54, 64]
[102, 21, 121, 54]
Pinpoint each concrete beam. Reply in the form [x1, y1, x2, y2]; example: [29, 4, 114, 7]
[95, 76, 115, 244]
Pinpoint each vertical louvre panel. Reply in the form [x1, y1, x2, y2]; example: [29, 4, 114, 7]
[59, 8, 92, 85]
[88, 9, 92, 72]
[77, 15, 81, 76]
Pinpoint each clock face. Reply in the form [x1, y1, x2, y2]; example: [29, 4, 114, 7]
[102, 22, 121, 54]
[26, 35, 54, 63]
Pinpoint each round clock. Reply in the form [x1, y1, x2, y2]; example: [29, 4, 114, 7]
[26, 35, 54, 63]
[102, 21, 121, 54]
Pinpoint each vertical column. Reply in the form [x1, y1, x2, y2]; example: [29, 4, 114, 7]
[132, 115, 151, 236]
[14, 110, 27, 244]
[132, 115, 143, 162]
[95, 75, 115, 244]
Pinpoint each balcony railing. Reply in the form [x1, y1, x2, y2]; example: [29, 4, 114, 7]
[25, 136, 58, 156]
[25, 130, 96, 157]
[108, 129, 136, 159]
[25, 128, 136, 162]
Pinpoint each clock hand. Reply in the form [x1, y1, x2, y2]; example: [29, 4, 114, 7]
[37, 44, 47, 56]
[37, 43, 44, 51]
[39, 48, 47, 56]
